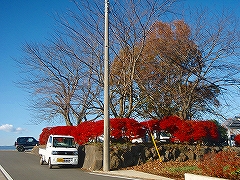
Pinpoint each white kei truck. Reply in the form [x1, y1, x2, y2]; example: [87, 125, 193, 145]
[39, 135, 78, 169]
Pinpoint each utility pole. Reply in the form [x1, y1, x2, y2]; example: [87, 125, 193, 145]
[103, 0, 110, 172]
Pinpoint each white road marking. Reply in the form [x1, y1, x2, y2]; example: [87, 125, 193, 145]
[0, 165, 13, 180]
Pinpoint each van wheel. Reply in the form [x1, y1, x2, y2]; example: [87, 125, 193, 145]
[48, 158, 52, 169]
[40, 156, 44, 165]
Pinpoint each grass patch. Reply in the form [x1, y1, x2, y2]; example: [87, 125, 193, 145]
[167, 165, 200, 173]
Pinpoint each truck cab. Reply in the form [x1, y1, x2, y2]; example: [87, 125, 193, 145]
[39, 135, 78, 169]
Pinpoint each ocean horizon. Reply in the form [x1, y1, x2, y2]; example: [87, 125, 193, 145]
[0, 146, 16, 151]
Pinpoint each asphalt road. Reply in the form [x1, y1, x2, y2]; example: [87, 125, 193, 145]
[0, 151, 131, 180]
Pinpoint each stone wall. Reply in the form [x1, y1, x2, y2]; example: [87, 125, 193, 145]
[79, 143, 228, 171]
[80, 145, 103, 171]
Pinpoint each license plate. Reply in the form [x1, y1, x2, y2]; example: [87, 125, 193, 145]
[57, 158, 64, 162]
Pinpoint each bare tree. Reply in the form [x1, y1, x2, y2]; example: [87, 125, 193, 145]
[184, 9, 240, 119]
[18, 38, 101, 125]
[57, 0, 177, 119]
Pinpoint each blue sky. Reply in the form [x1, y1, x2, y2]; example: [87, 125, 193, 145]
[0, 0, 75, 146]
[0, 0, 239, 146]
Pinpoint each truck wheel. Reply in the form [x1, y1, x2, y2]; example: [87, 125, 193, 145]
[40, 156, 44, 165]
[48, 158, 52, 169]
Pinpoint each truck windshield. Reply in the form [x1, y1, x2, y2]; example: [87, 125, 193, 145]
[53, 137, 76, 148]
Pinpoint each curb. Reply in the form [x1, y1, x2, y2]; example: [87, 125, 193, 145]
[92, 170, 174, 180]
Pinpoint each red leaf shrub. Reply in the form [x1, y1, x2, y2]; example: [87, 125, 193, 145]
[39, 127, 52, 145]
[204, 121, 220, 142]
[173, 120, 193, 142]
[110, 118, 126, 139]
[159, 116, 220, 144]
[159, 116, 182, 134]
[190, 121, 208, 142]
[39, 126, 76, 145]
[160, 116, 193, 142]
[72, 120, 104, 145]
[73, 121, 96, 144]
[190, 121, 219, 143]
[199, 150, 240, 179]
[122, 118, 143, 139]
[39, 118, 144, 145]
[110, 118, 144, 140]
[50, 126, 76, 136]
[94, 120, 104, 137]
[39, 116, 220, 145]
[140, 119, 161, 132]
[234, 134, 240, 146]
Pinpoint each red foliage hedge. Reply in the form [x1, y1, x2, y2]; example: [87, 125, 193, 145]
[39, 116, 220, 145]
[39, 126, 77, 145]
[234, 134, 240, 146]
[160, 116, 219, 143]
